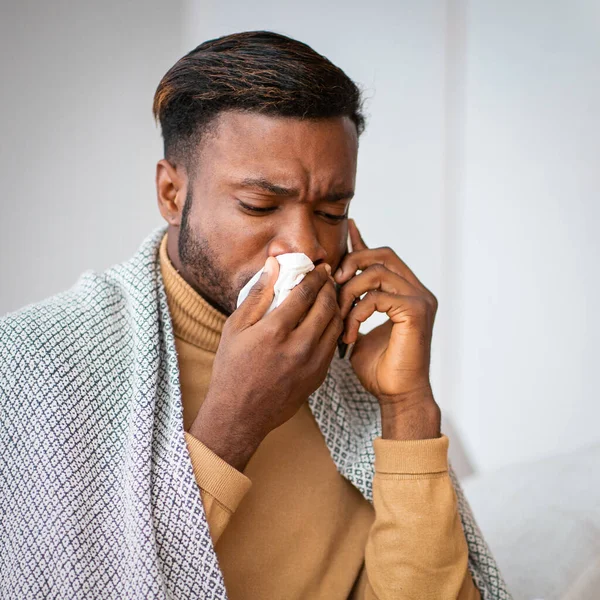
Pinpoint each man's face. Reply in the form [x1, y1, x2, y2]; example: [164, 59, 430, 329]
[172, 110, 358, 317]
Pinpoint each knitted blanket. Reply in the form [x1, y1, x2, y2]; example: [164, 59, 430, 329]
[0, 225, 512, 599]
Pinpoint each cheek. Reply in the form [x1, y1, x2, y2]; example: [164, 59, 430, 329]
[332, 235, 348, 272]
[222, 230, 273, 289]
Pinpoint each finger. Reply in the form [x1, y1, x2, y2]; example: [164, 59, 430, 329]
[334, 246, 429, 293]
[261, 263, 331, 331]
[348, 218, 368, 251]
[320, 304, 344, 346]
[314, 310, 345, 366]
[337, 263, 420, 320]
[295, 277, 340, 342]
[343, 291, 426, 344]
[236, 257, 279, 328]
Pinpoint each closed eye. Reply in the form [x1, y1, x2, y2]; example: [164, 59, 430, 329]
[237, 200, 347, 222]
[237, 201, 274, 213]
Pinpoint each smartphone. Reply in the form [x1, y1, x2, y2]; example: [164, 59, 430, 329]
[336, 230, 356, 360]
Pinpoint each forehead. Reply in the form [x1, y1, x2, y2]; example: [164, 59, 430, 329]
[196, 111, 358, 187]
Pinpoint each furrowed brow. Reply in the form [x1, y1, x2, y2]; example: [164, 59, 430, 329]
[238, 177, 354, 202]
[239, 177, 298, 196]
[321, 190, 355, 202]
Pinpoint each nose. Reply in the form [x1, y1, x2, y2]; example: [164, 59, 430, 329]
[267, 216, 329, 266]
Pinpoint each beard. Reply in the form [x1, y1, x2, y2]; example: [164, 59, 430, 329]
[177, 188, 239, 317]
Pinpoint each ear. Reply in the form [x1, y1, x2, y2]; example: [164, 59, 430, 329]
[156, 158, 187, 226]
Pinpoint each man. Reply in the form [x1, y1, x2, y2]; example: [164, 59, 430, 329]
[0, 31, 511, 599]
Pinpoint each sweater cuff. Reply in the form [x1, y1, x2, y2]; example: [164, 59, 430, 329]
[374, 433, 449, 474]
[184, 431, 252, 512]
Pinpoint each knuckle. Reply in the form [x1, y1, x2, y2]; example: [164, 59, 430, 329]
[292, 341, 311, 362]
[247, 281, 265, 297]
[296, 282, 317, 306]
[261, 323, 277, 340]
[321, 290, 339, 314]
[413, 298, 429, 317]
[429, 293, 438, 310]
[261, 322, 280, 340]
[371, 263, 387, 275]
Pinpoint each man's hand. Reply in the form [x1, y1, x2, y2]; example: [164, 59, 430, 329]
[335, 218, 441, 440]
[189, 258, 343, 471]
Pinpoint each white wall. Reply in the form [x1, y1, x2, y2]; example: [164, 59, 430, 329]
[0, 0, 184, 316]
[451, 0, 600, 470]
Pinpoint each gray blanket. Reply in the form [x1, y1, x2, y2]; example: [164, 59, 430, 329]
[0, 225, 512, 599]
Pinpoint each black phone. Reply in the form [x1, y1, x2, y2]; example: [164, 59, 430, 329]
[336, 231, 356, 359]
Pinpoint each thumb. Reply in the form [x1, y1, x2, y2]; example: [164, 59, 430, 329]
[238, 256, 279, 327]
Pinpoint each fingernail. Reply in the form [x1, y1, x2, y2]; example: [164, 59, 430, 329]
[334, 268, 343, 280]
[324, 263, 331, 275]
[264, 257, 274, 275]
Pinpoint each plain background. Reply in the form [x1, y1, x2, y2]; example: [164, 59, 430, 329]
[1, 0, 598, 475]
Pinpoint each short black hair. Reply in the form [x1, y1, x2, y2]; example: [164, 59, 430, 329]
[152, 30, 366, 174]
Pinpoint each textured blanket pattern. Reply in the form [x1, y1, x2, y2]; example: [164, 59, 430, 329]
[0, 225, 512, 599]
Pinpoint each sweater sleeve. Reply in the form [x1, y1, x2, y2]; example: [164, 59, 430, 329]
[351, 434, 481, 600]
[184, 432, 252, 545]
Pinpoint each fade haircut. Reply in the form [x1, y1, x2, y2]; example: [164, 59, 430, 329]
[152, 30, 366, 178]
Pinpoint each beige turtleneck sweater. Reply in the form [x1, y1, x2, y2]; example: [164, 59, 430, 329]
[158, 231, 480, 600]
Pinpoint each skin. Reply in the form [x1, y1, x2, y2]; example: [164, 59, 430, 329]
[157, 111, 355, 317]
[156, 110, 440, 471]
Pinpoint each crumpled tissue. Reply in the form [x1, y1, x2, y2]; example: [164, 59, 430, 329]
[236, 253, 315, 317]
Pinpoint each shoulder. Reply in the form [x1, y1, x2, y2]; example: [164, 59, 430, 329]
[1, 271, 126, 373]
[0, 225, 167, 384]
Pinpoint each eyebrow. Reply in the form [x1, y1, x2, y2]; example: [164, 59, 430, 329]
[239, 177, 354, 203]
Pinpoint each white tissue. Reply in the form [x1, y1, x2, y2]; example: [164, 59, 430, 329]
[236, 253, 315, 317]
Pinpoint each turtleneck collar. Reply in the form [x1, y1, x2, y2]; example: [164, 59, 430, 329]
[159, 231, 228, 353]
